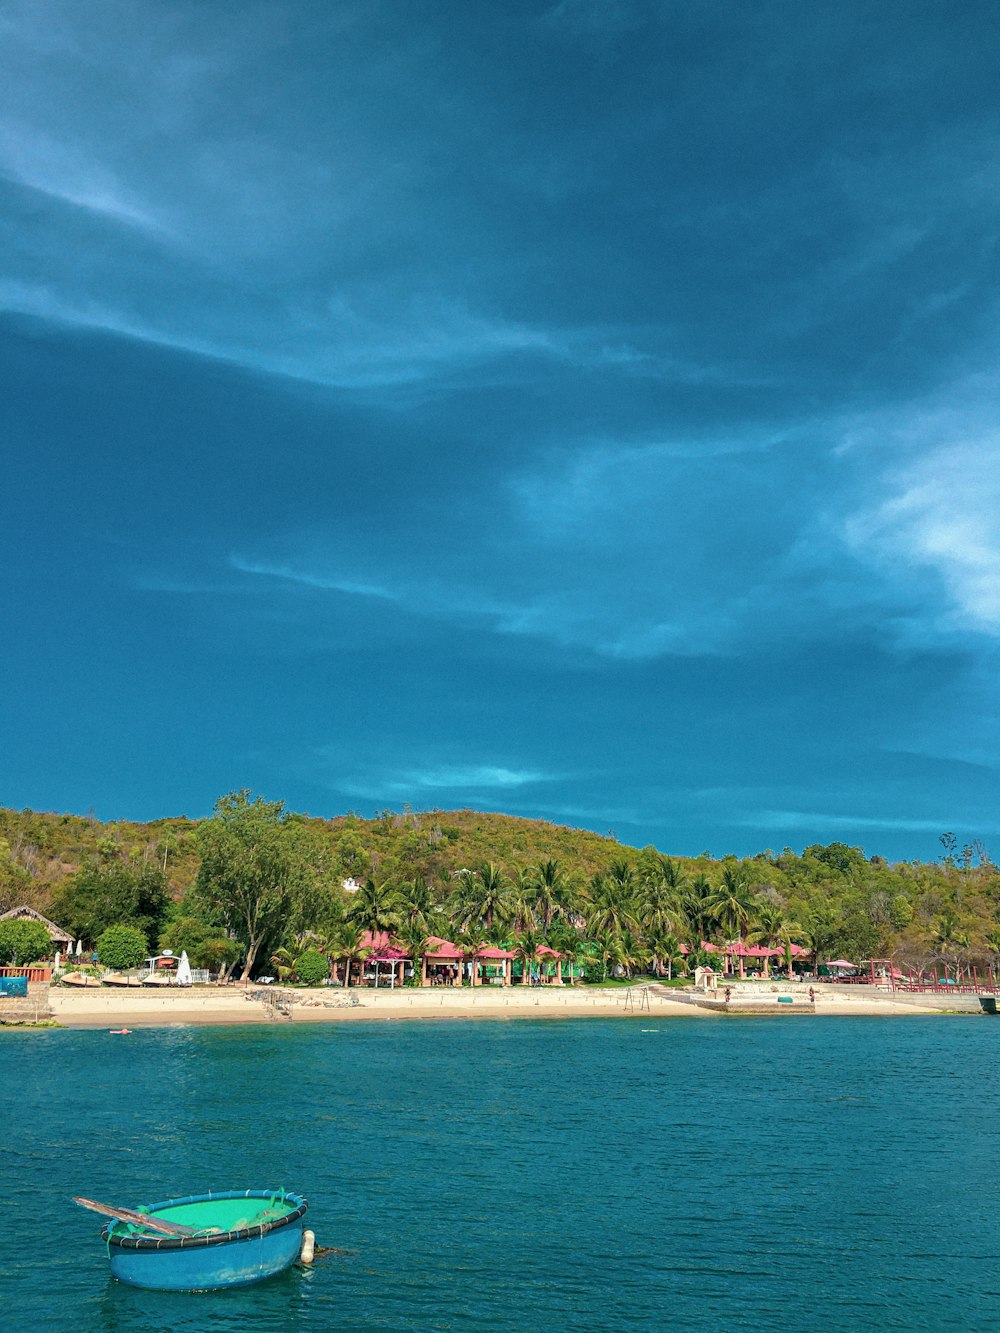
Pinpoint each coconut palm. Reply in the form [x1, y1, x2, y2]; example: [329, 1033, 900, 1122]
[325, 924, 371, 988]
[801, 908, 838, 977]
[678, 874, 716, 947]
[516, 928, 542, 985]
[453, 862, 512, 933]
[749, 902, 798, 979]
[396, 874, 436, 931]
[397, 921, 431, 986]
[585, 868, 638, 940]
[707, 866, 759, 977]
[646, 927, 684, 980]
[546, 920, 585, 983]
[346, 877, 401, 937]
[527, 859, 571, 932]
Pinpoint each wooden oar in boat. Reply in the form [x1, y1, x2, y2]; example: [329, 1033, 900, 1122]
[72, 1196, 200, 1236]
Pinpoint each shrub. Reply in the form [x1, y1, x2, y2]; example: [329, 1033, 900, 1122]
[294, 949, 329, 985]
[0, 919, 52, 965]
[96, 924, 148, 971]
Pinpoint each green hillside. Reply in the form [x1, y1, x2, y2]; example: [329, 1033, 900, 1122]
[1, 799, 997, 977]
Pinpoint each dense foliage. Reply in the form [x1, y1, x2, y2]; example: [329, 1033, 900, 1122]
[2, 799, 999, 982]
[294, 949, 330, 985]
[96, 924, 148, 971]
[0, 918, 51, 966]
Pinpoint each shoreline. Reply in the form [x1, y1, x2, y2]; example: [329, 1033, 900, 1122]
[42, 983, 966, 1029]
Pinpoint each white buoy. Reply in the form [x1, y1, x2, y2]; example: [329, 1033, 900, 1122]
[300, 1229, 315, 1264]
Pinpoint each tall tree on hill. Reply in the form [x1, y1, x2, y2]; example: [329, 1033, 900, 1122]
[194, 790, 321, 983]
[52, 860, 169, 946]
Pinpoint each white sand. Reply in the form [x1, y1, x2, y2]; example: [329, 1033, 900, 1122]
[45, 982, 962, 1028]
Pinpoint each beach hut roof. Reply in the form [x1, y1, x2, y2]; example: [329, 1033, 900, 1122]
[424, 936, 463, 959]
[0, 905, 72, 944]
[477, 946, 516, 960]
[358, 930, 409, 959]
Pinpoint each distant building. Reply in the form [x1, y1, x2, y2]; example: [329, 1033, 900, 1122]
[0, 905, 73, 953]
[341, 877, 363, 893]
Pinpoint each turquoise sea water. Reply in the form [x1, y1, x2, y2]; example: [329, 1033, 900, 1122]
[3, 1016, 998, 1330]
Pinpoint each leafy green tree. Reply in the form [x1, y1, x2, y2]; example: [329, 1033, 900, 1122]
[194, 790, 323, 982]
[0, 918, 51, 965]
[294, 949, 329, 985]
[96, 924, 147, 971]
[158, 913, 228, 970]
[52, 862, 169, 945]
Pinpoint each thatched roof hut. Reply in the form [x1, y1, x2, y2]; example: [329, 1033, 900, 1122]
[0, 905, 72, 948]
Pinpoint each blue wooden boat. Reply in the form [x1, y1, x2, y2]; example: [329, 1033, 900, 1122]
[101, 1188, 308, 1290]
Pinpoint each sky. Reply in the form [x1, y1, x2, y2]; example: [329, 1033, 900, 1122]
[2, 0, 999, 861]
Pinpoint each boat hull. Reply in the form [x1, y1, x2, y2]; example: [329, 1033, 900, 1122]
[103, 1189, 307, 1291]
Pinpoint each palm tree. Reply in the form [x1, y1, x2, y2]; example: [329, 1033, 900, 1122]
[528, 859, 571, 932]
[516, 928, 541, 985]
[802, 908, 838, 977]
[268, 945, 298, 982]
[546, 920, 585, 984]
[591, 930, 624, 983]
[678, 874, 715, 948]
[396, 874, 436, 931]
[454, 925, 488, 987]
[707, 866, 758, 977]
[585, 868, 638, 940]
[750, 902, 797, 979]
[453, 862, 512, 933]
[510, 870, 539, 933]
[325, 924, 371, 988]
[397, 921, 431, 985]
[346, 878, 401, 938]
[646, 927, 684, 980]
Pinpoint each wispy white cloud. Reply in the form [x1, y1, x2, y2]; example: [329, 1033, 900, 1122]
[229, 557, 396, 603]
[843, 431, 1000, 638]
[0, 125, 169, 232]
[322, 756, 558, 805]
[744, 810, 998, 834]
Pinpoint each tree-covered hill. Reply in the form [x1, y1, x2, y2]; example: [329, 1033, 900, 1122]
[1, 799, 997, 976]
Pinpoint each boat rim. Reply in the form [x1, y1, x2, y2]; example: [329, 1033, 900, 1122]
[102, 1188, 308, 1251]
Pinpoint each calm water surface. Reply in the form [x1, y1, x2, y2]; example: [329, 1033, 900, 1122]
[2, 1016, 997, 1330]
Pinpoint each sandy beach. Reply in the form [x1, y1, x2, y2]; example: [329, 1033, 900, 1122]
[44, 983, 962, 1028]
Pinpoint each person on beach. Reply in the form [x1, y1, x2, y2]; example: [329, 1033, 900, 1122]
[724, 986, 731, 1004]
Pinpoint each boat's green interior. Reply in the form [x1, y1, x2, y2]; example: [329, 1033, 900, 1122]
[150, 1194, 297, 1231]
[105, 1192, 300, 1241]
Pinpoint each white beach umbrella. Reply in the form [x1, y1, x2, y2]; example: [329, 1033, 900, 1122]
[177, 951, 193, 986]
[76, 939, 83, 956]
[54, 951, 61, 970]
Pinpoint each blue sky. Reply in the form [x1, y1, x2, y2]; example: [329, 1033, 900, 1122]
[3, 0, 999, 860]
